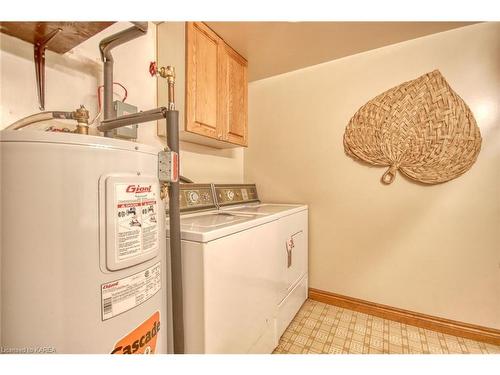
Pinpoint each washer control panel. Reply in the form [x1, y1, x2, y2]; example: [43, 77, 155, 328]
[214, 184, 259, 207]
[166, 184, 216, 212]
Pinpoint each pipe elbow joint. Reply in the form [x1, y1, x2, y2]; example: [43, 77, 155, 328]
[99, 22, 149, 62]
[131, 22, 148, 33]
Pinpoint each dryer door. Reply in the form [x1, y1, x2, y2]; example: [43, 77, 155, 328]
[284, 230, 306, 293]
[279, 210, 308, 301]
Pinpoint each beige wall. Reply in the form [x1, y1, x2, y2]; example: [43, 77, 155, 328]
[245, 22, 500, 328]
[0, 22, 243, 183]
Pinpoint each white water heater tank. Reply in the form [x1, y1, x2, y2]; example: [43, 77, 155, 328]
[0, 130, 169, 354]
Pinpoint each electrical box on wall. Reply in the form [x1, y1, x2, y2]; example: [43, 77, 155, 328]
[112, 101, 138, 140]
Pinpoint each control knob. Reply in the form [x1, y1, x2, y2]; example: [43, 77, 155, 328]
[187, 191, 199, 203]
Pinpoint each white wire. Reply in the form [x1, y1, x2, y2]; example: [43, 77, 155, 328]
[91, 86, 126, 127]
[89, 111, 102, 126]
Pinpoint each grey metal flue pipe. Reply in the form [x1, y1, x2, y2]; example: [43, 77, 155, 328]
[165, 110, 184, 354]
[99, 22, 148, 137]
[97, 23, 185, 354]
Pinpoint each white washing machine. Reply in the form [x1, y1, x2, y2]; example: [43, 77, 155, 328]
[166, 183, 308, 353]
[166, 184, 283, 353]
[215, 184, 309, 342]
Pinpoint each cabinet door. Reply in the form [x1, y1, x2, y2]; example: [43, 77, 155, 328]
[220, 44, 248, 146]
[185, 22, 223, 139]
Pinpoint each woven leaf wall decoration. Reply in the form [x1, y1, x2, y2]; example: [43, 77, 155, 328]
[343, 70, 482, 185]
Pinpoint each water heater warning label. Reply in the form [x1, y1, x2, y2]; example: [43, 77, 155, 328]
[101, 262, 161, 321]
[115, 183, 159, 261]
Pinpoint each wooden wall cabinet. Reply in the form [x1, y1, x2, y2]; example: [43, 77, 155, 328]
[185, 22, 221, 141]
[219, 42, 248, 146]
[157, 22, 248, 148]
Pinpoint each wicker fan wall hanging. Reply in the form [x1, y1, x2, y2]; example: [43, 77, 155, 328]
[343, 70, 481, 185]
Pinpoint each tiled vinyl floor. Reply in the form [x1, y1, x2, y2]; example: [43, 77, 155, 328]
[273, 299, 500, 354]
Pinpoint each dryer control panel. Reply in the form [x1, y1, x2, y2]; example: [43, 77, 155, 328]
[214, 184, 260, 207]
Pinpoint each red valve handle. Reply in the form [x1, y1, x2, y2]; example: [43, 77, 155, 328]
[149, 61, 158, 77]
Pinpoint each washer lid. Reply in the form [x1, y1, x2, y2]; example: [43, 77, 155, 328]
[181, 212, 256, 228]
[166, 211, 276, 243]
[223, 203, 308, 218]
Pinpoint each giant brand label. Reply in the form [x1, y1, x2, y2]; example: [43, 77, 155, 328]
[115, 183, 159, 262]
[101, 262, 161, 320]
[111, 311, 160, 354]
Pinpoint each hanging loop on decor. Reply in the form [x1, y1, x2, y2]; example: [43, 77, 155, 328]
[381, 165, 399, 185]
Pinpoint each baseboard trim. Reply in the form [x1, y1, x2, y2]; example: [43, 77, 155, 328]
[308, 288, 500, 346]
